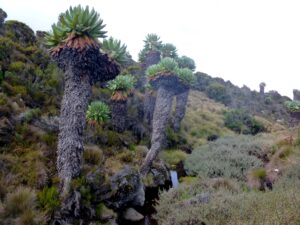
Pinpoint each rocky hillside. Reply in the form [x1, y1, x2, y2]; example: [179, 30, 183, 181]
[194, 71, 298, 125]
[0, 7, 299, 225]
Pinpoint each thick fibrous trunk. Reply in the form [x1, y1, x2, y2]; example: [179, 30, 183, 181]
[143, 50, 161, 70]
[259, 86, 265, 95]
[140, 50, 161, 87]
[111, 99, 127, 133]
[143, 91, 156, 126]
[54, 46, 120, 194]
[57, 65, 91, 194]
[173, 90, 189, 132]
[293, 89, 300, 101]
[140, 87, 174, 176]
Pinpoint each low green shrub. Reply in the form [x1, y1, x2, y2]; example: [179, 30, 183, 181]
[159, 149, 187, 169]
[156, 180, 300, 225]
[284, 100, 300, 113]
[224, 109, 266, 135]
[185, 136, 267, 181]
[206, 83, 231, 105]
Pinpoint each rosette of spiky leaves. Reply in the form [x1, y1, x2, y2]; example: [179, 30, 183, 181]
[144, 33, 163, 51]
[161, 43, 178, 59]
[177, 55, 196, 71]
[45, 5, 107, 52]
[176, 68, 196, 85]
[138, 48, 147, 62]
[146, 57, 178, 78]
[101, 37, 127, 66]
[86, 101, 110, 125]
[284, 101, 300, 113]
[107, 74, 136, 101]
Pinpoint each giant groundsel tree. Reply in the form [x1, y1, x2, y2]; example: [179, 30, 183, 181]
[45, 5, 120, 192]
[173, 56, 196, 132]
[107, 74, 136, 132]
[140, 57, 195, 175]
[139, 34, 162, 125]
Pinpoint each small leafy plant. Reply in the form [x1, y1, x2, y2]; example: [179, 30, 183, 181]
[86, 101, 110, 125]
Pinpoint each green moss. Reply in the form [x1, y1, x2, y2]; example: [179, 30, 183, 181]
[0, 93, 8, 105]
[13, 85, 27, 96]
[159, 150, 187, 169]
[8, 61, 26, 72]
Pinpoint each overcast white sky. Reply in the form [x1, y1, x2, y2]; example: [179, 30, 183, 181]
[1, 0, 299, 98]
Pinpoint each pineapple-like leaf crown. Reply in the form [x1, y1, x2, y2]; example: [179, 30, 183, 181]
[138, 33, 163, 62]
[146, 57, 195, 85]
[161, 43, 178, 59]
[101, 37, 127, 66]
[45, 5, 106, 51]
[86, 101, 110, 125]
[144, 33, 163, 51]
[107, 74, 136, 94]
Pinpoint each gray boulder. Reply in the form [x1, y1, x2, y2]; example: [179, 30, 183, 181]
[105, 166, 145, 210]
[122, 208, 144, 221]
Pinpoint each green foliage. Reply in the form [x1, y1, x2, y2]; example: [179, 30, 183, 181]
[37, 186, 60, 213]
[107, 74, 136, 96]
[145, 64, 164, 77]
[8, 61, 26, 72]
[206, 82, 231, 105]
[138, 48, 147, 62]
[251, 167, 267, 179]
[284, 100, 300, 113]
[23, 108, 41, 123]
[161, 43, 178, 59]
[184, 136, 266, 181]
[86, 101, 110, 125]
[0, 93, 8, 105]
[156, 178, 300, 225]
[146, 57, 178, 77]
[159, 57, 178, 71]
[143, 33, 163, 51]
[146, 58, 195, 86]
[138, 33, 162, 62]
[159, 150, 187, 169]
[224, 109, 266, 135]
[176, 67, 196, 85]
[101, 37, 127, 65]
[177, 55, 196, 71]
[45, 5, 106, 48]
